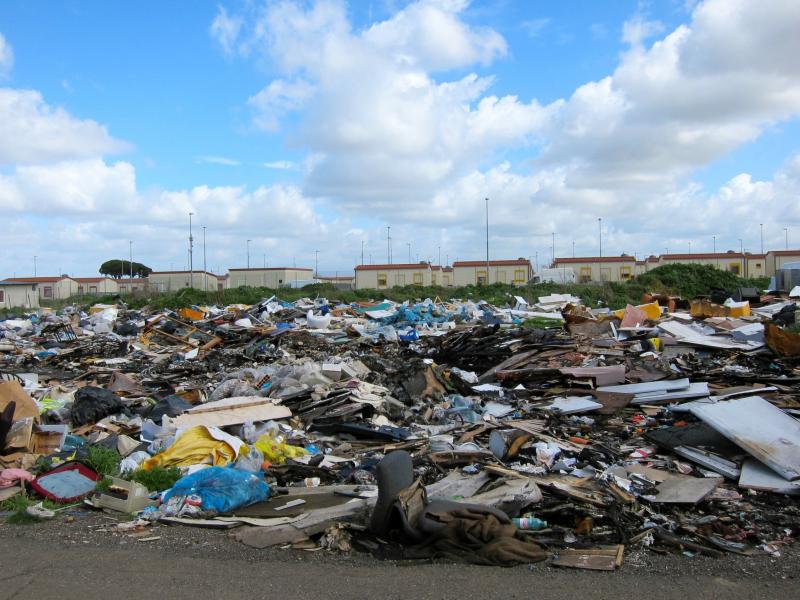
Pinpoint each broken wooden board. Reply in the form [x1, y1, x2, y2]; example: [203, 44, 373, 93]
[425, 470, 490, 501]
[686, 396, 800, 481]
[552, 545, 624, 571]
[171, 397, 291, 429]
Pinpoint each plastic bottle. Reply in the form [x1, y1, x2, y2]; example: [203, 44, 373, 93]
[512, 517, 548, 530]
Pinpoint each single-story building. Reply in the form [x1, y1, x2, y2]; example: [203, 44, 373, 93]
[767, 250, 800, 277]
[227, 268, 314, 288]
[1, 276, 80, 300]
[354, 263, 432, 289]
[452, 259, 533, 286]
[116, 278, 149, 294]
[658, 252, 768, 278]
[441, 266, 454, 287]
[74, 277, 119, 295]
[148, 271, 220, 292]
[0, 281, 40, 309]
[552, 256, 636, 283]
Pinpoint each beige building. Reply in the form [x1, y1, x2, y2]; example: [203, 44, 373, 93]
[228, 268, 314, 288]
[441, 267, 454, 287]
[452, 260, 532, 286]
[116, 278, 149, 294]
[148, 271, 221, 292]
[552, 256, 637, 283]
[74, 277, 119, 295]
[317, 275, 355, 289]
[0, 282, 40, 309]
[354, 263, 432, 289]
[658, 252, 767, 278]
[1, 276, 80, 300]
[767, 250, 800, 276]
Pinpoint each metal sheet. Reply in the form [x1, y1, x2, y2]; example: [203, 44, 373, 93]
[630, 382, 709, 405]
[686, 396, 800, 481]
[738, 459, 800, 495]
[597, 378, 690, 395]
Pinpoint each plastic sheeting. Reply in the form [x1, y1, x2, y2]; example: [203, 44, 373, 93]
[162, 466, 271, 514]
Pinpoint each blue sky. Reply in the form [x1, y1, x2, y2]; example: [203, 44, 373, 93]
[0, 0, 799, 276]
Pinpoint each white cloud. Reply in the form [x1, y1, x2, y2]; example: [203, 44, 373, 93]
[210, 6, 243, 55]
[0, 88, 130, 165]
[521, 18, 551, 39]
[247, 78, 315, 131]
[196, 155, 240, 166]
[264, 160, 297, 170]
[0, 33, 12, 79]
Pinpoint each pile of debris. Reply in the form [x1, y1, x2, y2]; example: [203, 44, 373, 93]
[1, 287, 800, 569]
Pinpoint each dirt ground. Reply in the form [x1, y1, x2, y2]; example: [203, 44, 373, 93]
[0, 508, 797, 600]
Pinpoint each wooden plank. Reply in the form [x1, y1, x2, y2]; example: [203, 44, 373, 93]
[172, 403, 291, 428]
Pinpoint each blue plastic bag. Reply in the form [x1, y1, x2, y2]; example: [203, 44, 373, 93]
[162, 467, 271, 513]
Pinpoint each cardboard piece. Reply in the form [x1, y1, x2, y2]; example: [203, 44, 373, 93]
[171, 397, 292, 429]
[0, 381, 39, 422]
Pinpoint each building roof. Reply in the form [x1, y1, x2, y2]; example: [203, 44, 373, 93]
[430, 265, 442, 271]
[452, 259, 531, 267]
[553, 256, 634, 264]
[769, 250, 800, 256]
[661, 253, 746, 260]
[74, 277, 114, 283]
[2, 276, 72, 283]
[228, 267, 313, 272]
[442, 267, 453, 272]
[355, 263, 431, 271]
[150, 270, 220, 276]
[0, 281, 39, 287]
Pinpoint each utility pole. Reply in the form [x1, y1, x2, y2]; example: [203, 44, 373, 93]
[314, 250, 319, 278]
[485, 198, 490, 284]
[760, 223, 764, 254]
[598, 217, 602, 257]
[246, 239, 251, 269]
[386, 226, 391, 264]
[188, 212, 194, 289]
[739, 238, 743, 254]
[263, 254, 266, 269]
[202, 226, 207, 273]
[129, 241, 133, 279]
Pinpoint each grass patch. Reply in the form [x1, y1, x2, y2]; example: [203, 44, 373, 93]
[129, 466, 182, 492]
[1, 493, 65, 525]
[84, 446, 122, 477]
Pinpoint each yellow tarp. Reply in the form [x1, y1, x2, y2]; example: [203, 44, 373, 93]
[142, 425, 240, 471]
[690, 299, 751, 318]
[177, 307, 207, 321]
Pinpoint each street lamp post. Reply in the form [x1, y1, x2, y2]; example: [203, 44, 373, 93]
[188, 212, 194, 289]
[314, 250, 319, 278]
[386, 226, 391, 264]
[785, 227, 789, 250]
[485, 198, 490, 284]
[551, 232, 555, 266]
[760, 223, 764, 254]
[202, 226, 207, 273]
[407, 242, 411, 263]
[33, 255, 37, 277]
[361, 240, 364, 266]
[246, 239, 251, 269]
[129, 241, 133, 279]
[598, 217, 602, 257]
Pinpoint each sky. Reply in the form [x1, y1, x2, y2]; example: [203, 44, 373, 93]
[1, 0, 799, 277]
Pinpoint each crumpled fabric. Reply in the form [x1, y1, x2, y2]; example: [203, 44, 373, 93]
[141, 426, 243, 471]
[406, 508, 549, 566]
[0, 468, 34, 488]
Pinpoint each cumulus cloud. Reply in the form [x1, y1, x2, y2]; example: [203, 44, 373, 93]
[0, 88, 130, 165]
[0, 33, 12, 79]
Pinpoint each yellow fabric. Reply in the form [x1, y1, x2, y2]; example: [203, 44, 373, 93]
[254, 433, 308, 465]
[612, 301, 661, 321]
[142, 425, 238, 470]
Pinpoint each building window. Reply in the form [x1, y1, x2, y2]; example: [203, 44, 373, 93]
[77, 286, 84, 295]
[0, 290, 4, 302]
[729, 262, 741, 275]
[90, 286, 97, 293]
[43, 286, 53, 298]
[377, 273, 388, 287]
[620, 266, 632, 280]
[579, 267, 592, 283]
[413, 272, 423, 285]
[755, 263, 761, 268]
[514, 269, 526, 283]
[477, 270, 487, 285]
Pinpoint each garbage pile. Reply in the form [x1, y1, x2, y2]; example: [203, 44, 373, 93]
[2, 288, 800, 569]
